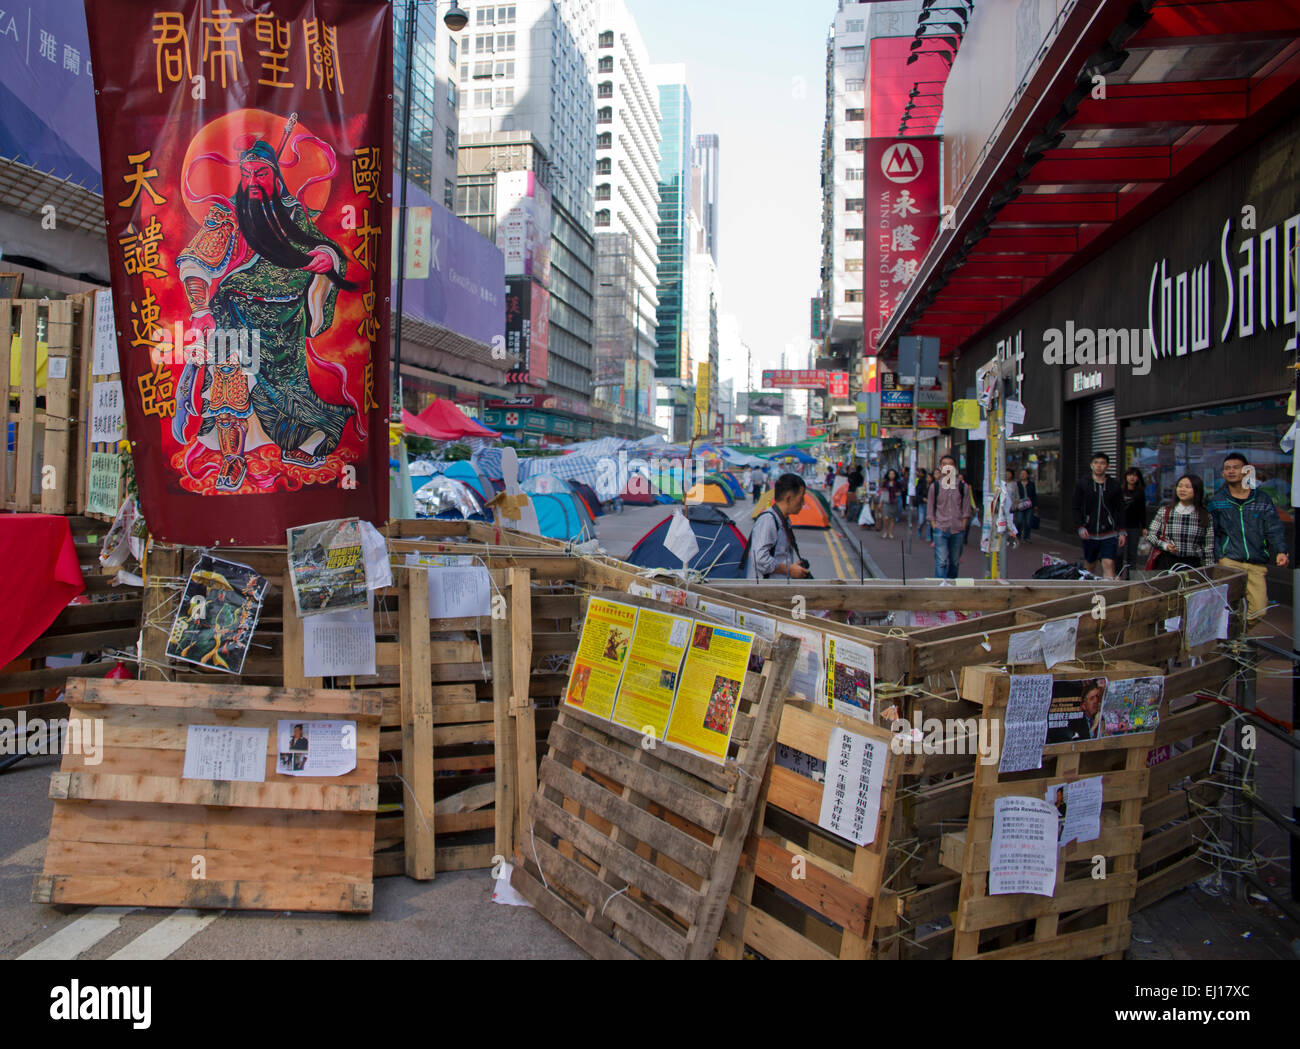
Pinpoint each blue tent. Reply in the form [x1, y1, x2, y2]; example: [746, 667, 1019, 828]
[771, 447, 817, 464]
[528, 490, 595, 542]
[627, 506, 748, 580]
[444, 460, 495, 501]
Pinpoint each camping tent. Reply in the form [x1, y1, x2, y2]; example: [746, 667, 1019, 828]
[413, 476, 492, 521]
[444, 460, 495, 501]
[770, 446, 817, 464]
[686, 479, 734, 506]
[713, 472, 745, 501]
[568, 480, 604, 518]
[751, 489, 832, 529]
[528, 490, 595, 542]
[627, 505, 748, 580]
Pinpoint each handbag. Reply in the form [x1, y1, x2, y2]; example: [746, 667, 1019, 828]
[1143, 507, 1168, 571]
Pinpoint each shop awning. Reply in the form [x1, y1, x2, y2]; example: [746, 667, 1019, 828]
[880, 0, 1300, 358]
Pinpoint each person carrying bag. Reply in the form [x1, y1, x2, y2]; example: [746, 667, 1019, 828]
[1144, 473, 1215, 571]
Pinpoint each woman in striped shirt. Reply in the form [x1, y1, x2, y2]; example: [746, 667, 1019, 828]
[1145, 474, 1216, 570]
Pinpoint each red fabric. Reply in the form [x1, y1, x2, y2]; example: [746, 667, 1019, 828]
[0, 515, 86, 668]
[412, 400, 502, 441]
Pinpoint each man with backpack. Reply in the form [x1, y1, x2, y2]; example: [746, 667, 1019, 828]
[927, 454, 971, 580]
[1072, 452, 1126, 579]
[748, 473, 812, 579]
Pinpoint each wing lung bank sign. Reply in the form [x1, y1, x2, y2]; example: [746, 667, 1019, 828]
[84, 0, 392, 545]
[865, 137, 940, 353]
[0, 0, 101, 191]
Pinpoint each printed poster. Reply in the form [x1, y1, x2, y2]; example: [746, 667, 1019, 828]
[84, 0, 393, 546]
[275, 719, 357, 776]
[166, 555, 268, 675]
[563, 599, 638, 720]
[86, 452, 122, 516]
[610, 608, 692, 741]
[287, 518, 368, 616]
[824, 635, 875, 722]
[779, 623, 825, 705]
[1044, 676, 1108, 745]
[182, 724, 269, 782]
[817, 726, 888, 847]
[1097, 676, 1164, 737]
[664, 623, 755, 763]
[989, 795, 1058, 897]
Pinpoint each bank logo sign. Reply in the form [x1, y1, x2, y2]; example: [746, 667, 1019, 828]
[880, 143, 924, 185]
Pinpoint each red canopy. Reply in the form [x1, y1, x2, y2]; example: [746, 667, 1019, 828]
[403, 400, 501, 441]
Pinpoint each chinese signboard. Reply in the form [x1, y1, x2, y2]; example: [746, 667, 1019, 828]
[505, 278, 550, 387]
[85, 0, 393, 546]
[496, 171, 552, 282]
[761, 369, 849, 391]
[864, 137, 940, 353]
[879, 365, 950, 429]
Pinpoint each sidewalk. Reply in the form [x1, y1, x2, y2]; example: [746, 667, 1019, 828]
[833, 502, 1085, 582]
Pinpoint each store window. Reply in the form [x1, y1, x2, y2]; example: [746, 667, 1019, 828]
[1124, 397, 1292, 516]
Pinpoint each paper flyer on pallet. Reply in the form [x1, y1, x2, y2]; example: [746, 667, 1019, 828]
[817, 726, 888, 847]
[610, 608, 693, 740]
[564, 599, 639, 720]
[1097, 676, 1164, 737]
[1000, 674, 1053, 773]
[166, 555, 269, 675]
[824, 635, 875, 722]
[181, 725, 269, 783]
[275, 720, 358, 777]
[664, 623, 756, 763]
[302, 600, 377, 678]
[780, 623, 827, 705]
[989, 795, 1059, 896]
[287, 518, 369, 616]
[1047, 776, 1103, 847]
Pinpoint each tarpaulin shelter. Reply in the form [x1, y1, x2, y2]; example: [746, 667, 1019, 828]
[770, 447, 817, 464]
[404, 400, 501, 441]
[413, 476, 492, 521]
[627, 505, 748, 580]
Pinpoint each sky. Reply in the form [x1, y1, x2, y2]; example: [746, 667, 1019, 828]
[625, 0, 831, 393]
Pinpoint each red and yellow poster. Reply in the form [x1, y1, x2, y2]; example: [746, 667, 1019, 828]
[664, 623, 755, 764]
[610, 608, 691, 741]
[563, 599, 637, 721]
[84, 0, 392, 545]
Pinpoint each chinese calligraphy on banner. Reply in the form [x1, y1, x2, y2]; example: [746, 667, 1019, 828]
[864, 137, 940, 354]
[84, 0, 392, 545]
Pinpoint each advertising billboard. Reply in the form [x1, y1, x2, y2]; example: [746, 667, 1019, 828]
[864, 137, 941, 353]
[762, 369, 843, 390]
[85, 0, 392, 545]
[496, 170, 552, 282]
[504, 278, 551, 387]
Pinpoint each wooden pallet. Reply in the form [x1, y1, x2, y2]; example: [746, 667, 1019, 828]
[73, 290, 126, 521]
[947, 664, 1160, 960]
[510, 622, 798, 960]
[34, 677, 381, 912]
[717, 701, 901, 959]
[1, 298, 86, 514]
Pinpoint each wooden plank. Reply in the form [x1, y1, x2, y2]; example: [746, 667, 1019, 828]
[510, 567, 538, 831]
[71, 677, 383, 717]
[1134, 854, 1215, 912]
[42, 299, 73, 513]
[33, 875, 372, 913]
[971, 921, 1131, 961]
[491, 608, 518, 860]
[508, 867, 638, 961]
[14, 301, 36, 510]
[399, 572, 436, 880]
[740, 832, 872, 937]
[958, 871, 1137, 931]
[529, 793, 701, 923]
[49, 771, 378, 812]
[540, 758, 715, 877]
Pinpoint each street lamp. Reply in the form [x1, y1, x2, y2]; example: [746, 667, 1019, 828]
[444, 1, 469, 31]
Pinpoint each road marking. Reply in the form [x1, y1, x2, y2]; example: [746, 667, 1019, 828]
[18, 907, 140, 960]
[108, 909, 220, 960]
[825, 529, 847, 580]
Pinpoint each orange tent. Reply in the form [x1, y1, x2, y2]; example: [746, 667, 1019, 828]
[751, 489, 831, 530]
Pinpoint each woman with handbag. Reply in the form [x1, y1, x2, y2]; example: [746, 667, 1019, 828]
[1144, 474, 1215, 571]
[1120, 468, 1147, 578]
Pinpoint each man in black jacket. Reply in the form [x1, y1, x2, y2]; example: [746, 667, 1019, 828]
[1072, 452, 1126, 579]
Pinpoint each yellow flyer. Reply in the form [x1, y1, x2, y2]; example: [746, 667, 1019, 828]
[563, 599, 638, 720]
[664, 622, 756, 763]
[611, 609, 693, 740]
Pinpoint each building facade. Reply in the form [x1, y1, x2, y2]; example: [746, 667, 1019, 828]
[591, 0, 661, 436]
[652, 64, 692, 383]
[693, 133, 720, 263]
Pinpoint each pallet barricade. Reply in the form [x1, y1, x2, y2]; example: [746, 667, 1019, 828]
[35, 677, 382, 913]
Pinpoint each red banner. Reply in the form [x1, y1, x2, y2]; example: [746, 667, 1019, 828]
[864, 137, 940, 354]
[85, 0, 392, 546]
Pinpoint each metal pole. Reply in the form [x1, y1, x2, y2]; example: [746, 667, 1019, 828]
[1234, 651, 1258, 902]
[905, 354, 919, 561]
[392, 0, 418, 420]
[634, 284, 641, 439]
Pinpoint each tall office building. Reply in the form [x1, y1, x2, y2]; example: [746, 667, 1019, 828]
[692, 133, 720, 263]
[592, 0, 662, 436]
[456, 1, 605, 443]
[395, 2, 462, 210]
[652, 64, 691, 382]
[686, 195, 719, 439]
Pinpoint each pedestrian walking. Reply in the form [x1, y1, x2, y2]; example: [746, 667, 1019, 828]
[1207, 453, 1289, 622]
[1145, 474, 1215, 571]
[1013, 468, 1037, 545]
[1072, 452, 1125, 579]
[1119, 467, 1147, 578]
[878, 469, 903, 540]
[914, 469, 931, 540]
[927, 453, 971, 579]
